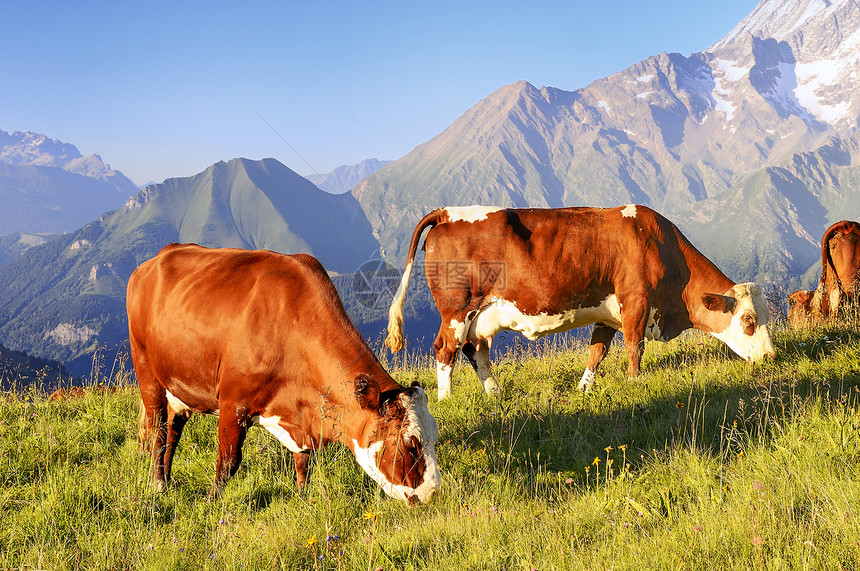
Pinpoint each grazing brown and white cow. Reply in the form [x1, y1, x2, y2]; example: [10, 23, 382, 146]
[814, 220, 860, 318]
[787, 289, 816, 326]
[386, 205, 776, 398]
[49, 385, 124, 400]
[788, 220, 860, 325]
[127, 244, 440, 504]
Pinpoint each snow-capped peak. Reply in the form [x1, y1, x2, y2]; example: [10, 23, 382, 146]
[711, 0, 858, 61]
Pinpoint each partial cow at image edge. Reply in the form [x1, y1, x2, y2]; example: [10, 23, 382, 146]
[788, 220, 860, 326]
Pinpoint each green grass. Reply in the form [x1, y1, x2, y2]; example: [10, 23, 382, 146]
[2, 320, 860, 570]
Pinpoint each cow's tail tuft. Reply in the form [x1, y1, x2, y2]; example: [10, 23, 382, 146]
[384, 209, 448, 353]
[385, 260, 414, 353]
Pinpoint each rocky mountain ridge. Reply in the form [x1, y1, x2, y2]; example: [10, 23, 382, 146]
[353, 0, 860, 285]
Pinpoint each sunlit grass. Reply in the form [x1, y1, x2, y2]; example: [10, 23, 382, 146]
[1, 317, 859, 569]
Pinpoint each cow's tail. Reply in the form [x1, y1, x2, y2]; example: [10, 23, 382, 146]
[136, 400, 151, 452]
[385, 209, 449, 353]
[813, 221, 854, 316]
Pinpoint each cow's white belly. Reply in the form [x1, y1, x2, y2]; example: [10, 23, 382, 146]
[467, 295, 621, 341]
[166, 388, 212, 415]
[165, 390, 194, 414]
[465, 295, 663, 342]
[252, 415, 309, 453]
[166, 387, 308, 453]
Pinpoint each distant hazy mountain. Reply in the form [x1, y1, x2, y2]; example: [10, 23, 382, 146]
[306, 158, 392, 194]
[0, 130, 138, 234]
[0, 157, 380, 374]
[353, 0, 860, 288]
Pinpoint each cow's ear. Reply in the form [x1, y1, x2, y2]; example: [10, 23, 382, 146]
[354, 375, 381, 410]
[701, 293, 736, 313]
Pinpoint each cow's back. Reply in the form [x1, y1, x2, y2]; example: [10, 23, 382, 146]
[423, 206, 697, 321]
[126, 244, 357, 411]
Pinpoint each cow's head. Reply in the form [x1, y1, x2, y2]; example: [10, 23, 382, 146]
[702, 282, 776, 362]
[788, 289, 816, 326]
[350, 376, 440, 504]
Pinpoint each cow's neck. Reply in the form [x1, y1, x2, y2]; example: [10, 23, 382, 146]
[682, 247, 736, 334]
[313, 338, 401, 441]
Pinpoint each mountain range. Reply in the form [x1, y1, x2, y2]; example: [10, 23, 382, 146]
[0, 157, 380, 374]
[2, 0, 860, 377]
[0, 130, 138, 235]
[353, 0, 860, 285]
[306, 158, 392, 194]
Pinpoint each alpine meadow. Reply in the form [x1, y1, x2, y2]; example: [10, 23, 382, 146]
[3, 0, 860, 569]
[2, 317, 860, 569]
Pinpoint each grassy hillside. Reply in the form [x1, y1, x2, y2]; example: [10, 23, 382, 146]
[0, 342, 71, 392]
[1, 319, 859, 569]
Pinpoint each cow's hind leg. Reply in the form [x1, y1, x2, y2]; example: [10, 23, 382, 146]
[141, 398, 170, 491]
[294, 450, 312, 488]
[163, 408, 191, 483]
[579, 324, 617, 392]
[462, 342, 499, 395]
[132, 345, 174, 490]
[433, 327, 459, 400]
[432, 297, 484, 399]
[138, 382, 172, 490]
[432, 315, 475, 400]
[209, 407, 250, 499]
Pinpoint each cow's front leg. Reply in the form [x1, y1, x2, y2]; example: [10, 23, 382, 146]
[209, 407, 249, 499]
[462, 342, 499, 395]
[294, 450, 311, 488]
[580, 325, 617, 392]
[620, 297, 649, 378]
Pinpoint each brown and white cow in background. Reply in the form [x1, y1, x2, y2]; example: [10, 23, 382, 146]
[128, 244, 440, 504]
[787, 289, 816, 326]
[789, 220, 860, 325]
[386, 205, 776, 399]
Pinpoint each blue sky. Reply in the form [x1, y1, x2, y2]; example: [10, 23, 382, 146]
[2, 1, 757, 186]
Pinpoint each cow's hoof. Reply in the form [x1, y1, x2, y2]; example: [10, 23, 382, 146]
[483, 378, 500, 395]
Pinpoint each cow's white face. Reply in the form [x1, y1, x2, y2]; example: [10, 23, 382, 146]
[708, 283, 776, 362]
[352, 386, 440, 504]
